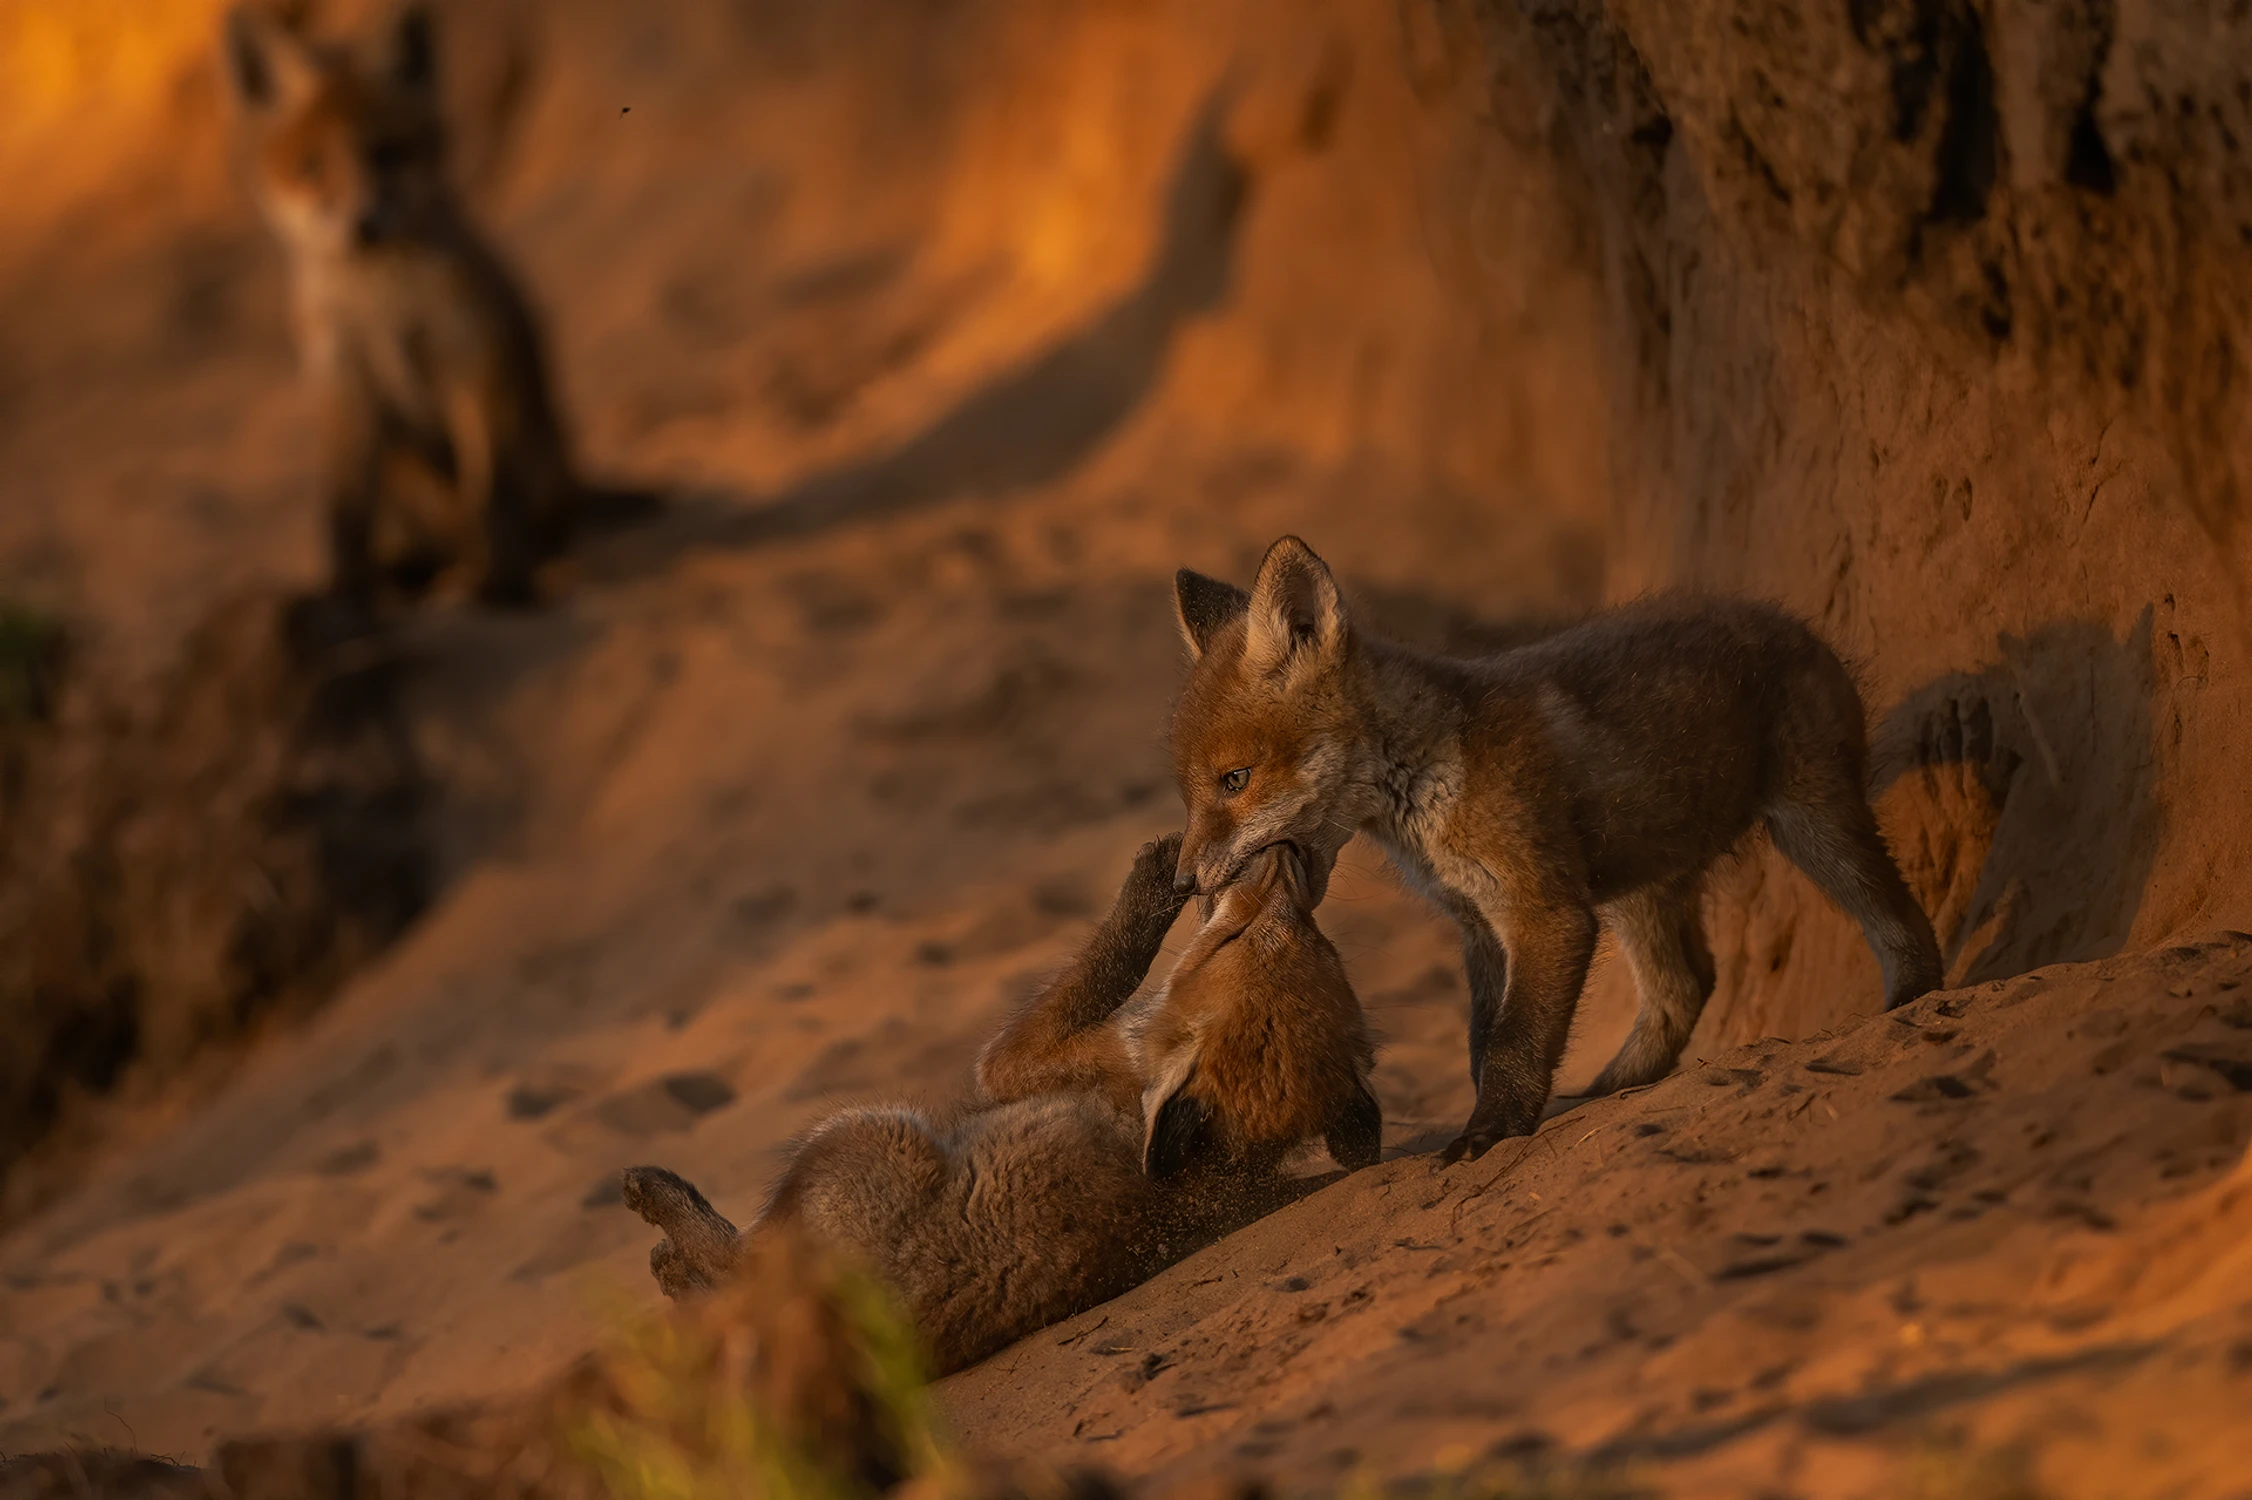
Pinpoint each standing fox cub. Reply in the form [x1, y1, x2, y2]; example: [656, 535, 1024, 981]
[223, 4, 577, 608]
[624, 835, 1380, 1374]
[1170, 537, 1943, 1165]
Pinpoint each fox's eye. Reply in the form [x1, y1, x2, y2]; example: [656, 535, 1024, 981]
[1220, 767, 1252, 796]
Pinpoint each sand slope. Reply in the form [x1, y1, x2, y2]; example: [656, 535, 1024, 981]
[0, 0, 1603, 1457]
[948, 939, 2252, 1498]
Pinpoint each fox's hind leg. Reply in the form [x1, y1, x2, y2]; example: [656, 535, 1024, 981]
[622, 1165, 742, 1299]
[1585, 876, 1714, 1095]
[1766, 791, 1942, 1008]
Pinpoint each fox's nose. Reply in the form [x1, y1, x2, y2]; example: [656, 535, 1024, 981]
[1172, 855, 1200, 896]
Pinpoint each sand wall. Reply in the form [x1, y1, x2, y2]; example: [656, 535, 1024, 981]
[1483, 0, 2252, 1049]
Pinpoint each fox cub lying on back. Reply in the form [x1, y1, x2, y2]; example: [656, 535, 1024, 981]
[1169, 537, 1943, 1165]
[625, 835, 1380, 1375]
[223, 4, 578, 608]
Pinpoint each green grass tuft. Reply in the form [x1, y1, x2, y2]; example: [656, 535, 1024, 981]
[565, 1258, 951, 1500]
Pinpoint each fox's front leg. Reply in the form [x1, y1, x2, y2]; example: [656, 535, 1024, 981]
[1453, 902, 1507, 1085]
[977, 833, 1189, 1104]
[445, 384, 537, 606]
[320, 375, 385, 609]
[1443, 883, 1597, 1165]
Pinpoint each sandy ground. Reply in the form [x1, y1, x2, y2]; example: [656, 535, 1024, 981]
[2, 2, 2250, 1497]
[947, 939, 2252, 1499]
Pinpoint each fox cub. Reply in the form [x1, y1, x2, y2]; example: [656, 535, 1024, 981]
[223, 4, 576, 608]
[625, 835, 1380, 1374]
[1169, 537, 1943, 1165]
[978, 838, 1380, 1180]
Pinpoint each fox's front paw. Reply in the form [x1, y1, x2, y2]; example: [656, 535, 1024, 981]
[1325, 1082, 1384, 1171]
[1435, 1098, 1541, 1167]
[1123, 833, 1190, 915]
[1131, 832, 1185, 880]
[1436, 1132, 1494, 1166]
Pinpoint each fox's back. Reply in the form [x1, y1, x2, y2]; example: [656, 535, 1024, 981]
[1463, 595, 1858, 894]
[767, 1096, 1162, 1373]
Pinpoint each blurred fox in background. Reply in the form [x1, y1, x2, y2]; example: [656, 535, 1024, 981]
[223, 3, 577, 609]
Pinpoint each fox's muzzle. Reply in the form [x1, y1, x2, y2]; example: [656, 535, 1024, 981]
[1173, 823, 1221, 894]
[1172, 837, 1240, 896]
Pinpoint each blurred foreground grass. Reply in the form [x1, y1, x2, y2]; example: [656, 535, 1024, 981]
[568, 1246, 947, 1500]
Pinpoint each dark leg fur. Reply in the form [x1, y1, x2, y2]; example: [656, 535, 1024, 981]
[1766, 794, 1943, 1009]
[1324, 1079, 1383, 1170]
[1045, 832, 1192, 1031]
[1445, 904, 1597, 1164]
[476, 470, 539, 607]
[1586, 877, 1715, 1095]
[323, 391, 385, 609]
[1765, 655, 1945, 1009]
[1459, 908, 1508, 1087]
[980, 834, 1190, 1100]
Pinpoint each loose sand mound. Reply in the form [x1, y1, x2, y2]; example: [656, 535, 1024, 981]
[3, 1, 2250, 1496]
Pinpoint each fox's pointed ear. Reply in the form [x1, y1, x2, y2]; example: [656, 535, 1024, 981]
[1144, 1088, 1214, 1181]
[1142, 1053, 1213, 1180]
[1243, 536, 1346, 679]
[1174, 569, 1249, 662]
[223, 7, 319, 112]
[386, 4, 439, 95]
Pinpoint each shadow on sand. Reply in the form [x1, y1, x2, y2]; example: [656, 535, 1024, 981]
[583, 84, 1251, 578]
[1870, 610, 2160, 984]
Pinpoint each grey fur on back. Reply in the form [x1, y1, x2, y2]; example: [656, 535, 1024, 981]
[775, 1097, 1165, 1373]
